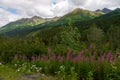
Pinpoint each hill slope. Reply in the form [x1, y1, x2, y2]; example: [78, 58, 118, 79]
[55, 8, 104, 25]
[0, 8, 104, 36]
[28, 8, 120, 38]
[0, 16, 59, 34]
[75, 8, 120, 31]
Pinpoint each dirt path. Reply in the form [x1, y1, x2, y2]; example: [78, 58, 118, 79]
[21, 73, 43, 80]
[21, 73, 57, 80]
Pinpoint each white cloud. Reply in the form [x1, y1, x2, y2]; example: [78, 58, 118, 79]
[84, 0, 120, 10]
[0, 0, 120, 27]
[51, 0, 73, 16]
[0, 8, 21, 27]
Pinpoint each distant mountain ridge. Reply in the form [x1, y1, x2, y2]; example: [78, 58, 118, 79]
[60, 8, 104, 21]
[0, 8, 104, 35]
[24, 8, 120, 40]
[0, 8, 119, 37]
[102, 8, 112, 13]
[0, 16, 59, 33]
[95, 8, 112, 13]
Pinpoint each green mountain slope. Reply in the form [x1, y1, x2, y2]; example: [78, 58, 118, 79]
[27, 8, 120, 39]
[51, 8, 104, 26]
[0, 8, 112, 37]
[28, 7, 103, 37]
[0, 16, 46, 33]
[0, 8, 119, 38]
[0, 16, 59, 34]
[74, 8, 120, 31]
[61, 8, 104, 21]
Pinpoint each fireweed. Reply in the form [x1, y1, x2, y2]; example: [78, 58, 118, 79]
[12, 48, 120, 80]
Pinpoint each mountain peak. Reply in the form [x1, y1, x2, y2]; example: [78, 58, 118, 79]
[102, 8, 112, 13]
[95, 9, 101, 12]
[73, 8, 83, 11]
[70, 8, 87, 14]
[31, 16, 43, 19]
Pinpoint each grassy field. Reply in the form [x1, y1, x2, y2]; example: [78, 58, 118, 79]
[0, 64, 57, 80]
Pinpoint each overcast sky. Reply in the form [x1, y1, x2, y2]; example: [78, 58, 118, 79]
[0, 0, 120, 27]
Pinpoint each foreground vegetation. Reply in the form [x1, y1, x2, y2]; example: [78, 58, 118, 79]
[0, 48, 120, 80]
[0, 64, 58, 80]
[0, 16, 120, 79]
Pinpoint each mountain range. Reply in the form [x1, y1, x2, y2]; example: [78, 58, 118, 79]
[0, 8, 120, 38]
[95, 8, 112, 13]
